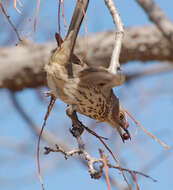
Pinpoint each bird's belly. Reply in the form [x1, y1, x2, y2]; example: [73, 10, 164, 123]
[47, 73, 79, 105]
[46, 63, 108, 122]
[77, 103, 106, 122]
[48, 76, 108, 121]
[74, 87, 108, 122]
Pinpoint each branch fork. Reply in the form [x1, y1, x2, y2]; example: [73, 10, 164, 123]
[44, 144, 104, 179]
[104, 0, 124, 75]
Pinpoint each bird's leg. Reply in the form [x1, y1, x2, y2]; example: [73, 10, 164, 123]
[66, 105, 84, 138]
[66, 105, 85, 149]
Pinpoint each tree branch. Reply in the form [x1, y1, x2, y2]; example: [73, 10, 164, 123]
[8, 91, 69, 148]
[136, 0, 173, 43]
[104, 0, 124, 74]
[0, 26, 173, 91]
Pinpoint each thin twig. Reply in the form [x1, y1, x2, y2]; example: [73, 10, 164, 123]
[45, 144, 103, 179]
[62, 0, 67, 32]
[83, 125, 132, 189]
[104, 0, 124, 74]
[124, 109, 169, 149]
[0, 1, 21, 41]
[97, 133, 132, 189]
[45, 143, 157, 183]
[131, 173, 140, 190]
[100, 149, 111, 190]
[58, 0, 61, 41]
[14, 0, 23, 14]
[9, 91, 67, 147]
[37, 95, 56, 190]
[108, 164, 157, 182]
[34, 0, 40, 40]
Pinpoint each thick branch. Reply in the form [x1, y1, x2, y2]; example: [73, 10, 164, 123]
[0, 25, 173, 91]
[136, 0, 173, 43]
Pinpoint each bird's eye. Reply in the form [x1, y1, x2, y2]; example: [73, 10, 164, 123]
[119, 112, 124, 120]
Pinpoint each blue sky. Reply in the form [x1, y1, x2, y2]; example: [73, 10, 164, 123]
[1, 0, 173, 190]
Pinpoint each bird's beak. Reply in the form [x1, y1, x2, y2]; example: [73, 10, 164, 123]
[117, 120, 131, 142]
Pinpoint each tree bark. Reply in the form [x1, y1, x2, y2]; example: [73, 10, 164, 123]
[0, 25, 172, 91]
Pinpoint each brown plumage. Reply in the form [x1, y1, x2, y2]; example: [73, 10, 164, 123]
[45, 32, 130, 141]
[45, 0, 130, 141]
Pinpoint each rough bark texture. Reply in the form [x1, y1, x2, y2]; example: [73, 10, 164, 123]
[136, 0, 173, 43]
[0, 25, 173, 91]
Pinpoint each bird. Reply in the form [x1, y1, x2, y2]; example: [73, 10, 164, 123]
[44, 0, 130, 141]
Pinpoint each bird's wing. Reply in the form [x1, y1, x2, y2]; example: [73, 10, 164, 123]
[79, 67, 125, 88]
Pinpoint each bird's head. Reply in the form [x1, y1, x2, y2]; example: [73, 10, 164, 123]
[107, 97, 130, 142]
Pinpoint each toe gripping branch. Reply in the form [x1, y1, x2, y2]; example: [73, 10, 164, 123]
[66, 106, 84, 138]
